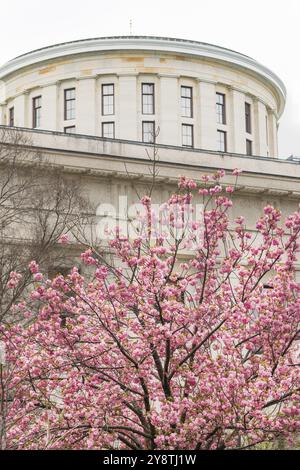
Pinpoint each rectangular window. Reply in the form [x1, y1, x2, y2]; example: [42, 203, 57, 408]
[142, 83, 155, 115]
[102, 84, 114, 116]
[9, 107, 14, 127]
[181, 86, 193, 118]
[217, 130, 227, 152]
[64, 126, 76, 134]
[182, 124, 194, 148]
[142, 121, 155, 143]
[246, 139, 252, 155]
[64, 88, 76, 120]
[102, 122, 115, 139]
[245, 102, 252, 134]
[216, 93, 226, 125]
[32, 96, 42, 128]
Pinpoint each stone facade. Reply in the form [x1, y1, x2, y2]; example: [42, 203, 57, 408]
[0, 36, 285, 157]
[0, 36, 299, 276]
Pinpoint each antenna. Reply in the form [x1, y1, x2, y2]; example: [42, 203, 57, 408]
[130, 19, 133, 35]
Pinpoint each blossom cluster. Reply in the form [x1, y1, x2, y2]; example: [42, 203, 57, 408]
[1, 169, 299, 450]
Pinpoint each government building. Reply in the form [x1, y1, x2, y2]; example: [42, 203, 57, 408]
[0, 36, 299, 274]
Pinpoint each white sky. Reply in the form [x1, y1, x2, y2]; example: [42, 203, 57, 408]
[0, 0, 299, 157]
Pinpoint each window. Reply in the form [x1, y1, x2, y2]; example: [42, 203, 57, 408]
[217, 130, 227, 152]
[182, 124, 193, 148]
[9, 107, 14, 127]
[32, 96, 42, 128]
[64, 88, 76, 120]
[102, 122, 115, 139]
[102, 84, 114, 116]
[64, 126, 76, 134]
[142, 83, 155, 114]
[216, 93, 226, 125]
[245, 102, 252, 134]
[142, 121, 155, 143]
[246, 139, 252, 156]
[181, 86, 193, 117]
[48, 266, 71, 280]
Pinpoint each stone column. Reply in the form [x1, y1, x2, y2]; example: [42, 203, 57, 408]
[77, 77, 96, 135]
[159, 75, 180, 146]
[0, 104, 5, 125]
[253, 99, 268, 157]
[0, 82, 5, 125]
[230, 89, 246, 154]
[14, 93, 28, 128]
[118, 74, 138, 141]
[41, 83, 58, 131]
[269, 110, 278, 158]
[199, 80, 217, 151]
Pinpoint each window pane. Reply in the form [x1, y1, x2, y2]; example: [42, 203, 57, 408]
[9, 107, 14, 126]
[64, 89, 76, 120]
[217, 130, 227, 152]
[216, 93, 226, 125]
[65, 89, 75, 100]
[182, 124, 193, 147]
[64, 126, 76, 134]
[103, 84, 114, 96]
[33, 97, 42, 128]
[181, 87, 192, 118]
[246, 139, 252, 155]
[102, 84, 114, 116]
[142, 84, 154, 94]
[142, 83, 155, 114]
[102, 122, 115, 139]
[142, 121, 155, 143]
[245, 103, 251, 134]
[181, 86, 192, 98]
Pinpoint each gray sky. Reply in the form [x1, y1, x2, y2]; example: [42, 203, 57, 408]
[0, 0, 299, 157]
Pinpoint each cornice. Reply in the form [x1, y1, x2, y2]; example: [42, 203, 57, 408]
[0, 36, 286, 116]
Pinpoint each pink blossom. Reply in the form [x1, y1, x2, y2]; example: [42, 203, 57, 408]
[58, 234, 70, 245]
[232, 168, 243, 176]
[2, 171, 300, 451]
[28, 261, 39, 274]
[7, 271, 22, 289]
[225, 186, 234, 193]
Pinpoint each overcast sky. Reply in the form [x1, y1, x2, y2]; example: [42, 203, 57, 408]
[0, 0, 299, 157]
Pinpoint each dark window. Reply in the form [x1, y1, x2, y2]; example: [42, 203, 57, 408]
[142, 121, 155, 143]
[142, 83, 155, 114]
[9, 107, 14, 127]
[216, 93, 226, 125]
[181, 86, 193, 118]
[64, 126, 76, 134]
[48, 266, 70, 279]
[217, 130, 227, 152]
[182, 124, 193, 148]
[32, 96, 42, 128]
[246, 139, 252, 155]
[102, 122, 115, 139]
[64, 88, 76, 120]
[245, 102, 252, 134]
[102, 84, 114, 116]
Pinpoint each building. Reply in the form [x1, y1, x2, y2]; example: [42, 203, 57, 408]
[0, 36, 299, 275]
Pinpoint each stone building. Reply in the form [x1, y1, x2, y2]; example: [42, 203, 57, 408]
[0, 36, 299, 274]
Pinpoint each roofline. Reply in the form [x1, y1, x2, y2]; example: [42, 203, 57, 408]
[0, 35, 286, 116]
[10, 36, 256, 62]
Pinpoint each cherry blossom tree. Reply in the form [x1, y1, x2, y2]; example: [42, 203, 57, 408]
[1, 169, 299, 450]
